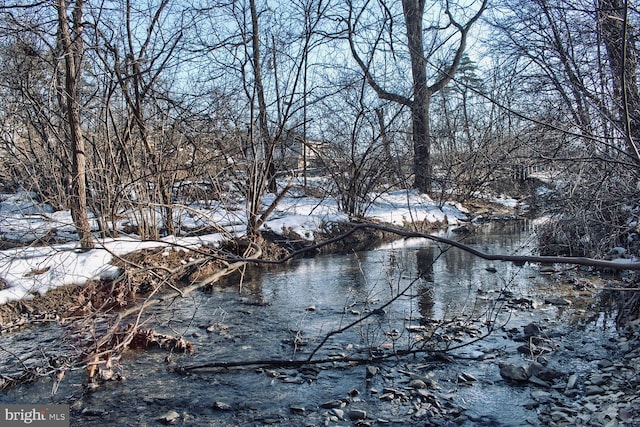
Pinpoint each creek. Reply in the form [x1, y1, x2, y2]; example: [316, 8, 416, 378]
[0, 220, 625, 426]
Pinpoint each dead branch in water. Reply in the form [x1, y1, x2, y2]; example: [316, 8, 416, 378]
[242, 221, 640, 271]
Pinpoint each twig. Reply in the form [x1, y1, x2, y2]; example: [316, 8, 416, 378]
[307, 275, 422, 361]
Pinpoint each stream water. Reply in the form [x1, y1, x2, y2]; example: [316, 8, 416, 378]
[0, 221, 622, 426]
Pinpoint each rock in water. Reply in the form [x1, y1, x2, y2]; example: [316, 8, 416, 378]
[157, 411, 180, 425]
[565, 373, 578, 390]
[331, 408, 345, 420]
[499, 362, 529, 382]
[212, 401, 231, 411]
[348, 409, 367, 420]
[527, 361, 563, 382]
[523, 322, 541, 337]
[320, 400, 343, 409]
[544, 297, 571, 306]
[366, 365, 379, 378]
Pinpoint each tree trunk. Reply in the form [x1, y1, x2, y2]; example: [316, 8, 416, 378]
[247, 0, 272, 239]
[130, 56, 175, 237]
[56, 0, 94, 250]
[402, 0, 432, 193]
[599, 0, 640, 164]
[411, 96, 432, 194]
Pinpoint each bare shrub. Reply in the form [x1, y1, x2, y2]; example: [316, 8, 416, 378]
[538, 165, 639, 258]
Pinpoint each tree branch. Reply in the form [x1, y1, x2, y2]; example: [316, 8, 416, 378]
[346, 2, 412, 107]
[428, 0, 488, 94]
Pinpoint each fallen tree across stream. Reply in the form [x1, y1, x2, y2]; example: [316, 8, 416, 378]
[250, 221, 640, 271]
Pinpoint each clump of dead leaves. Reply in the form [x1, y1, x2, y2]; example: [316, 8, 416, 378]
[86, 323, 193, 384]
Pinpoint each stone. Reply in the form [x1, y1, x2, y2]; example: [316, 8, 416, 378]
[528, 375, 551, 387]
[414, 389, 433, 399]
[597, 359, 614, 369]
[320, 400, 343, 409]
[589, 373, 610, 385]
[382, 387, 402, 396]
[212, 401, 231, 411]
[550, 405, 576, 415]
[585, 385, 605, 396]
[527, 362, 562, 382]
[157, 411, 180, 425]
[331, 408, 344, 420]
[499, 362, 529, 382]
[458, 372, 477, 383]
[70, 400, 84, 411]
[366, 365, 379, 378]
[530, 390, 551, 401]
[81, 408, 109, 417]
[565, 373, 578, 390]
[544, 297, 572, 306]
[380, 393, 395, 401]
[618, 408, 632, 421]
[523, 322, 542, 337]
[550, 411, 571, 423]
[564, 389, 579, 398]
[348, 409, 367, 420]
[409, 379, 427, 389]
[290, 406, 305, 414]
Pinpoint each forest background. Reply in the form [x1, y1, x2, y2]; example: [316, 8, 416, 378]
[0, 0, 638, 281]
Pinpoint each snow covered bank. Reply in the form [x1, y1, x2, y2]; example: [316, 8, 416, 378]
[0, 189, 474, 305]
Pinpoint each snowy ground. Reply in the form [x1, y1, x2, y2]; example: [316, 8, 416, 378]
[0, 185, 518, 305]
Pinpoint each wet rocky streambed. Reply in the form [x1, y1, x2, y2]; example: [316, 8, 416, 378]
[1, 221, 639, 426]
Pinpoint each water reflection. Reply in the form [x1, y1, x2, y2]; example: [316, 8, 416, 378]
[416, 247, 435, 281]
[417, 283, 435, 319]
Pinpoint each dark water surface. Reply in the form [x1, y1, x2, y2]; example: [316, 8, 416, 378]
[0, 221, 619, 426]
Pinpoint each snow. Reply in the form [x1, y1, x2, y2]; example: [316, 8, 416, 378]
[0, 186, 478, 305]
[366, 190, 468, 225]
[492, 194, 519, 208]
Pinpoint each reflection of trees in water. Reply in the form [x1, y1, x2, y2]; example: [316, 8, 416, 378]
[418, 284, 435, 319]
[345, 255, 367, 289]
[416, 247, 435, 319]
[416, 247, 435, 281]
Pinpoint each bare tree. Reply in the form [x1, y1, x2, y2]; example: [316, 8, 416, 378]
[598, 0, 640, 164]
[197, 0, 331, 239]
[90, 0, 199, 238]
[56, 0, 93, 249]
[347, 0, 487, 194]
[488, 0, 640, 256]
